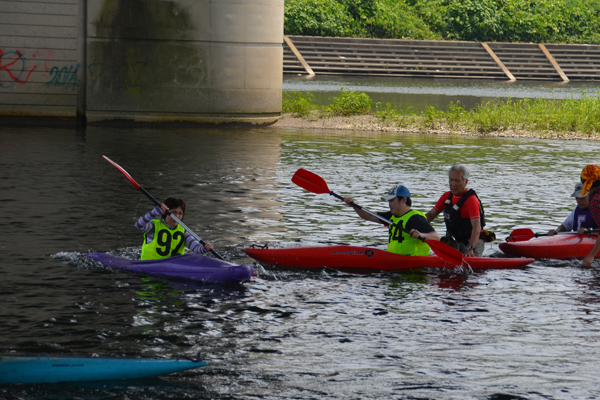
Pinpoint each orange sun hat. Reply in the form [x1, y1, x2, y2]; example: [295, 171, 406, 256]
[580, 164, 600, 196]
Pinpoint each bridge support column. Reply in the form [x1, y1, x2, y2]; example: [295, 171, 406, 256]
[86, 0, 283, 126]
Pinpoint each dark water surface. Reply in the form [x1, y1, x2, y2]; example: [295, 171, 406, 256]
[2, 126, 600, 399]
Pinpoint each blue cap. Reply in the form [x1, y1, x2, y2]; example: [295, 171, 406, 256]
[381, 184, 411, 201]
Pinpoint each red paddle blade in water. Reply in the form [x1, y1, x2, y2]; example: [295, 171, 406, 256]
[102, 155, 141, 189]
[292, 168, 331, 194]
[425, 240, 463, 266]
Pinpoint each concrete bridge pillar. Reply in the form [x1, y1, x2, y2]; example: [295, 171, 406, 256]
[86, 0, 283, 125]
[0, 0, 283, 126]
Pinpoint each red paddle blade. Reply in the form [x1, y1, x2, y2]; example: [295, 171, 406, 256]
[506, 228, 535, 242]
[102, 155, 141, 189]
[425, 239, 463, 265]
[292, 168, 330, 194]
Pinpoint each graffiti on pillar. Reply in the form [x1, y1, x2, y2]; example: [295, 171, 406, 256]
[0, 50, 38, 87]
[47, 64, 80, 86]
[0, 48, 79, 88]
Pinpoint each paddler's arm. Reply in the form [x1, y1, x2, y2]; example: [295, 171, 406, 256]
[583, 239, 600, 267]
[550, 211, 573, 235]
[408, 215, 440, 241]
[425, 208, 440, 223]
[548, 225, 567, 236]
[409, 229, 440, 241]
[343, 197, 384, 224]
[465, 218, 482, 257]
[135, 205, 164, 233]
[185, 233, 214, 254]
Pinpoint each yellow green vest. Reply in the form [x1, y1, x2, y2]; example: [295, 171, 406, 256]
[386, 210, 431, 256]
[141, 219, 186, 260]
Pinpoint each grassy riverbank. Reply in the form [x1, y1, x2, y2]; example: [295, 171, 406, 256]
[277, 89, 600, 140]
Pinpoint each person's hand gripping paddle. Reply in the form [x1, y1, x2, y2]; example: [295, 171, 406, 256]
[291, 168, 463, 266]
[103, 155, 225, 261]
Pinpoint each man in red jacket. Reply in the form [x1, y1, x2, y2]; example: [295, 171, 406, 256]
[425, 164, 486, 257]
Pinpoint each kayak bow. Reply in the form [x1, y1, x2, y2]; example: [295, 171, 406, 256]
[499, 233, 598, 259]
[0, 354, 207, 384]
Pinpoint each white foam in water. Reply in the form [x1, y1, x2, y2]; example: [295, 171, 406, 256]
[51, 251, 81, 261]
[458, 260, 474, 274]
[51, 251, 106, 270]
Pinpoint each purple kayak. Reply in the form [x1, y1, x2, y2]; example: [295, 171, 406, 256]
[86, 253, 254, 284]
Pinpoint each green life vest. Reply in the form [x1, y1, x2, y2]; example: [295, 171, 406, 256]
[141, 219, 186, 260]
[386, 210, 431, 256]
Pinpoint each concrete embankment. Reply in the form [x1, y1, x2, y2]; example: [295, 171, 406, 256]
[284, 35, 600, 82]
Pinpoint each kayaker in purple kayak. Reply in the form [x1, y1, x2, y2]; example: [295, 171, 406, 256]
[343, 185, 440, 256]
[581, 165, 600, 267]
[548, 182, 597, 236]
[136, 197, 214, 260]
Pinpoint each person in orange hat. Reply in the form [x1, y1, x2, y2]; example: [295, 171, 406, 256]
[581, 165, 600, 267]
[547, 182, 597, 236]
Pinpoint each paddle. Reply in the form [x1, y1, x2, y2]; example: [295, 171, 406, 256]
[506, 228, 598, 242]
[102, 155, 225, 261]
[291, 168, 463, 266]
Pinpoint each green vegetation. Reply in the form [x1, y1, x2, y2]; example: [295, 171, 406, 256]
[282, 89, 600, 136]
[283, 88, 371, 117]
[282, 91, 321, 117]
[284, 0, 600, 44]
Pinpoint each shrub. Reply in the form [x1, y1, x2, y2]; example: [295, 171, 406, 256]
[442, 101, 467, 130]
[409, 0, 450, 38]
[282, 91, 320, 118]
[284, 0, 353, 37]
[366, 0, 439, 39]
[324, 88, 372, 116]
[446, 0, 505, 41]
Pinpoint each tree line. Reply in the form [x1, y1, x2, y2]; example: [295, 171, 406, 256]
[284, 0, 600, 44]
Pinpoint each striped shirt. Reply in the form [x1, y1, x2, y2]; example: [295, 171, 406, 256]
[135, 206, 208, 254]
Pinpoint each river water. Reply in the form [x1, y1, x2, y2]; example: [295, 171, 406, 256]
[1, 124, 600, 399]
[284, 75, 600, 112]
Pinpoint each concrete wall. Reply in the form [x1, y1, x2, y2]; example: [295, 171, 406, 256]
[86, 0, 283, 125]
[0, 0, 283, 125]
[0, 0, 81, 118]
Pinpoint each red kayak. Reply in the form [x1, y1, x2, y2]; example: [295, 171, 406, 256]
[244, 245, 534, 273]
[499, 233, 598, 259]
